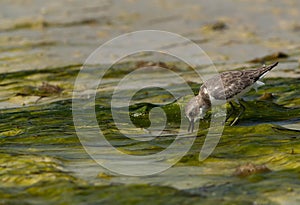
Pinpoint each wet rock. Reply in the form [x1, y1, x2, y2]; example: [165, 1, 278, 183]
[258, 92, 275, 101]
[233, 163, 271, 177]
[135, 61, 178, 71]
[37, 82, 63, 97]
[17, 82, 63, 97]
[249, 52, 288, 63]
[202, 21, 228, 31]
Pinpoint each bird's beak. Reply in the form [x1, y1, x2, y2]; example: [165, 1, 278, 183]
[188, 119, 194, 133]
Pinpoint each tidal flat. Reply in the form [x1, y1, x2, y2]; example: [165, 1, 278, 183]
[0, 0, 300, 204]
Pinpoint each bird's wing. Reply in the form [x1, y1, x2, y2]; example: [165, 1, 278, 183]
[202, 62, 278, 101]
[203, 70, 257, 100]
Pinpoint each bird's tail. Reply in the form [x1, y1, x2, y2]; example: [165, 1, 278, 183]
[258, 62, 279, 77]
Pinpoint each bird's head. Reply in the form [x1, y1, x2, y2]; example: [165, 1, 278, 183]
[185, 95, 208, 133]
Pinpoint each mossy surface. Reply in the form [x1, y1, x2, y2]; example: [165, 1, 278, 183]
[1, 0, 300, 203]
[0, 60, 299, 204]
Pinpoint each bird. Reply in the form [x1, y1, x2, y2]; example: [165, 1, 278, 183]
[185, 62, 279, 132]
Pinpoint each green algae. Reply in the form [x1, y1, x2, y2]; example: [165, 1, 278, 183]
[0, 151, 216, 205]
[1, 0, 300, 203]
[0, 153, 79, 187]
[24, 184, 205, 205]
[0, 61, 299, 204]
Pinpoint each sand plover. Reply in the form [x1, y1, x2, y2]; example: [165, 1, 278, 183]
[185, 62, 279, 132]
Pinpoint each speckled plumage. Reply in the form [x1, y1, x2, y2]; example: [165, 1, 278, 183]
[202, 62, 278, 101]
[185, 62, 278, 132]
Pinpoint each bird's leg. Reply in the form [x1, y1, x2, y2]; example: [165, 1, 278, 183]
[188, 119, 195, 133]
[225, 101, 235, 123]
[191, 120, 194, 133]
[230, 100, 246, 126]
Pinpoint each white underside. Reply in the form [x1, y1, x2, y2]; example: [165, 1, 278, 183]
[197, 107, 208, 120]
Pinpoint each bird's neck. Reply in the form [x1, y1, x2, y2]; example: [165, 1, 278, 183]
[198, 86, 211, 108]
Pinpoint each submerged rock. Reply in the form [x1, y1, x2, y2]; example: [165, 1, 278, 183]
[233, 163, 271, 177]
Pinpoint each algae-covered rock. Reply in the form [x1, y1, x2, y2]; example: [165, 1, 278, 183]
[233, 163, 271, 177]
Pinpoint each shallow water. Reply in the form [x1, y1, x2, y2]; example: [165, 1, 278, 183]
[1, 0, 300, 204]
